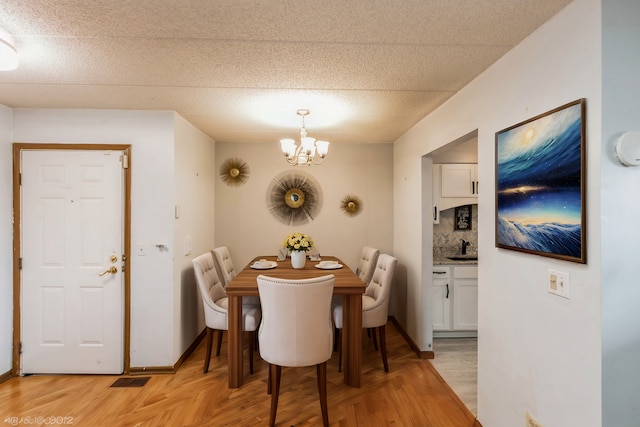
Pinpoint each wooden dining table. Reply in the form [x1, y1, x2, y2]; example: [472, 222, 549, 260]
[225, 255, 366, 388]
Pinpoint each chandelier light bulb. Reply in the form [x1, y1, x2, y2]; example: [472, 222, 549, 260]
[279, 109, 330, 166]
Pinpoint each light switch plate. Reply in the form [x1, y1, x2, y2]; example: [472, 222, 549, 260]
[184, 235, 192, 256]
[548, 269, 570, 299]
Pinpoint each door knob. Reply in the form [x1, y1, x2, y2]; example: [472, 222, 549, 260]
[98, 266, 118, 276]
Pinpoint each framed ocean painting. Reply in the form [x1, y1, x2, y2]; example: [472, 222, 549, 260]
[495, 99, 586, 264]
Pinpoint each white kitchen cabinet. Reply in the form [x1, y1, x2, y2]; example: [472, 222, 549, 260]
[432, 266, 451, 330]
[432, 164, 478, 218]
[432, 264, 477, 337]
[452, 266, 478, 331]
[441, 164, 478, 198]
[432, 165, 441, 224]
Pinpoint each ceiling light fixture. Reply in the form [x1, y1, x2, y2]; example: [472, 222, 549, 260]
[0, 38, 18, 71]
[280, 109, 329, 166]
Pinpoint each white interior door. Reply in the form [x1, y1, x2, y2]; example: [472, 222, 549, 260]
[20, 149, 125, 374]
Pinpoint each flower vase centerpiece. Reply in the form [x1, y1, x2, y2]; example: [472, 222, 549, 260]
[283, 232, 314, 269]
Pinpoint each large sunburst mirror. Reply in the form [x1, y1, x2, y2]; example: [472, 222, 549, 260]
[219, 157, 250, 186]
[267, 171, 322, 225]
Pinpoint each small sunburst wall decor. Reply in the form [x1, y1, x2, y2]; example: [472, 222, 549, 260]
[340, 195, 362, 217]
[219, 157, 250, 186]
[268, 171, 322, 225]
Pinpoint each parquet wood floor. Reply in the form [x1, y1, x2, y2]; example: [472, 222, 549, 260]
[0, 322, 479, 426]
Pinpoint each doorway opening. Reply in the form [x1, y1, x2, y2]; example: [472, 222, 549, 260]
[423, 130, 478, 415]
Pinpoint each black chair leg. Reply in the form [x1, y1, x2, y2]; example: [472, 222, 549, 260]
[204, 328, 213, 374]
[317, 362, 329, 427]
[379, 325, 389, 372]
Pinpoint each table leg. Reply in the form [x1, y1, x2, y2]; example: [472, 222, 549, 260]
[341, 294, 362, 387]
[228, 295, 243, 388]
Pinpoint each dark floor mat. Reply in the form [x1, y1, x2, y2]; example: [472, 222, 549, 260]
[110, 377, 150, 388]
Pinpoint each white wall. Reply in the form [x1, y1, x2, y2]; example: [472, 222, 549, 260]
[394, 0, 602, 425]
[172, 114, 215, 361]
[10, 109, 178, 367]
[214, 141, 394, 280]
[0, 105, 13, 374]
[601, 0, 640, 424]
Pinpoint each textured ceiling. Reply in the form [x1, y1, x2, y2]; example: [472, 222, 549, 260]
[0, 0, 572, 144]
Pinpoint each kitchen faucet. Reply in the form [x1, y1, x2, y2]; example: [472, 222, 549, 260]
[461, 239, 470, 255]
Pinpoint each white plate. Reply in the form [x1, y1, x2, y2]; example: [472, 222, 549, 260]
[250, 261, 277, 269]
[315, 263, 343, 270]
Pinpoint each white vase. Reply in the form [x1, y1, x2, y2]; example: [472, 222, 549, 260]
[290, 250, 306, 269]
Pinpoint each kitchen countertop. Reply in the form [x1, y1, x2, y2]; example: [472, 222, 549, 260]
[433, 254, 478, 265]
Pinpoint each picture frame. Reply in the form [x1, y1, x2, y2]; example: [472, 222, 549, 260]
[495, 98, 587, 264]
[454, 205, 472, 230]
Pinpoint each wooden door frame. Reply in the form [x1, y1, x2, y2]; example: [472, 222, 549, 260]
[12, 143, 132, 376]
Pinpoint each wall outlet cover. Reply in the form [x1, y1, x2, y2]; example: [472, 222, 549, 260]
[548, 269, 570, 299]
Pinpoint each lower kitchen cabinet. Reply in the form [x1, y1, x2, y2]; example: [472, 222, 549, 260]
[432, 264, 477, 337]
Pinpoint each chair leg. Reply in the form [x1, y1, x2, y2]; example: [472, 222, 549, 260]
[269, 364, 281, 427]
[371, 327, 379, 351]
[204, 328, 213, 374]
[267, 364, 272, 395]
[379, 325, 389, 372]
[333, 327, 339, 352]
[317, 362, 329, 427]
[248, 331, 255, 374]
[215, 329, 224, 356]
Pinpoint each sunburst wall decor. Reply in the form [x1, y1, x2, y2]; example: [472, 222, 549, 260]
[340, 195, 362, 217]
[219, 157, 250, 186]
[267, 171, 322, 225]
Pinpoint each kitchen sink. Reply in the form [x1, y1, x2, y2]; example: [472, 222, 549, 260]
[446, 256, 478, 261]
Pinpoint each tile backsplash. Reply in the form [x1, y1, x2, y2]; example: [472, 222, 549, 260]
[433, 204, 478, 256]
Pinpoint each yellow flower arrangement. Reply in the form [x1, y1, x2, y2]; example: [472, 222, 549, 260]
[283, 232, 314, 252]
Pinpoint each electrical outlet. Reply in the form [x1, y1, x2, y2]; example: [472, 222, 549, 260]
[526, 411, 543, 427]
[548, 269, 570, 299]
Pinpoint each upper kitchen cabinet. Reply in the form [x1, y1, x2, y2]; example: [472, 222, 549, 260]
[441, 164, 478, 198]
[433, 164, 478, 220]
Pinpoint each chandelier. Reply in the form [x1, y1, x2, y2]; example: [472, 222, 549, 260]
[0, 37, 19, 71]
[280, 109, 330, 166]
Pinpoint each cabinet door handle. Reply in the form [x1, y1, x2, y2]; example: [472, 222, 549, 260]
[476, 181, 479, 194]
[433, 206, 438, 221]
[446, 283, 449, 299]
[433, 271, 447, 274]
[472, 181, 475, 194]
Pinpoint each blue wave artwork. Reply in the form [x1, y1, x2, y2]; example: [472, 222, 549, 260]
[496, 102, 583, 259]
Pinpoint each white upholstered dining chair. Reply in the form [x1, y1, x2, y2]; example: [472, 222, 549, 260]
[356, 246, 380, 284]
[212, 246, 236, 286]
[213, 246, 261, 305]
[257, 274, 335, 427]
[192, 252, 261, 374]
[333, 246, 380, 350]
[333, 253, 397, 372]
